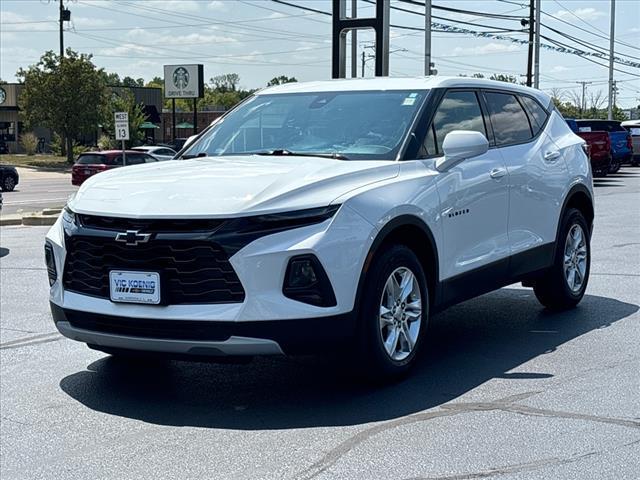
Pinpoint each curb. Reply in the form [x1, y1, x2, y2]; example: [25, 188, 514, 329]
[0, 211, 59, 227]
[22, 214, 59, 226]
[0, 216, 23, 226]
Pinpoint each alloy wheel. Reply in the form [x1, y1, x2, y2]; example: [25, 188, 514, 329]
[379, 267, 422, 361]
[563, 224, 588, 293]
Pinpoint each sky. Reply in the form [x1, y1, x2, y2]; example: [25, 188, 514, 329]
[1, 0, 639, 108]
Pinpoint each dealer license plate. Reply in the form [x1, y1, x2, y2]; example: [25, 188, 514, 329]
[109, 271, 160, 304]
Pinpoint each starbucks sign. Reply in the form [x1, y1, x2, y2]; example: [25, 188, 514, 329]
[164, 64, 204, 98]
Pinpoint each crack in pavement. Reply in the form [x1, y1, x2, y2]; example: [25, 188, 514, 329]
[0, 332, 62, 350]
[292, 392, 639, 480]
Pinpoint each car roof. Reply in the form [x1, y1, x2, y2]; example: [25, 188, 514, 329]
[258, 76, 552, 108]
[80, 150, 149, 156]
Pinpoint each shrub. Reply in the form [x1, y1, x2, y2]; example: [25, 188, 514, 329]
[73, 144, 90, 158]
[50, 133, 63, 156]
[19, 132, 38, 155]
[97, 134, 114, 151]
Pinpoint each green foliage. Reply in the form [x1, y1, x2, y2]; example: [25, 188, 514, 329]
[102, 89, 148, 148]
[17, 49, 109, 162]
[267, 75, 298, 87]
[50, 132, 63, 156]
[19, 132, 38, 155]
[210, 73, 240, 93]
[97, 134, 115, 150]
[73, 143, 90, 157]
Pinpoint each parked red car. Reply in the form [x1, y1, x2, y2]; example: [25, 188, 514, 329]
[565, 119, 611, 176]
[72, 150, 158, 186]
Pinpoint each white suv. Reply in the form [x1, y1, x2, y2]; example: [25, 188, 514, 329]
[45, 77, 593, 378]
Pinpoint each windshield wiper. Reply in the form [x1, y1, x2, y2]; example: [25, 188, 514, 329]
[181, 152, 207, 159]
[255, 149, 349, 160]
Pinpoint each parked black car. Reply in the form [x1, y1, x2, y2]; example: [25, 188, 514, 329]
[0, 165, 19, 192]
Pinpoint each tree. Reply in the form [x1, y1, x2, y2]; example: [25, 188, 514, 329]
[267, 75, 298, 86]
[121, 76, 145, 87]
[18, 49, 108, 162]
[102, 89, 147, 148]
[210, 73, 240, 93]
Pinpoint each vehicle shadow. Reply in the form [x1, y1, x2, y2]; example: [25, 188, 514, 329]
[59, 288, 638, 429]
[0, 247, 9, 258]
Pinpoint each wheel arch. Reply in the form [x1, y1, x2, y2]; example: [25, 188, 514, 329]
[561, 183, 594, 235]
[355, 215, 440, 315]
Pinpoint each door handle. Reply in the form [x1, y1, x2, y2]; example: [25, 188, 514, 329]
[489, 167, 507, 179]
[544, 150, 561, 162]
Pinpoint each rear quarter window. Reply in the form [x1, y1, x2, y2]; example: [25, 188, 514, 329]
[519, 96, 549, 135]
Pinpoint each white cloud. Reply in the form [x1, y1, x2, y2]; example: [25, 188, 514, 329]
[451, 42, 520, 57]
[149, 1, 201, 12]
[554, 8, 605, 22]
[207, 1, 228, 11]
[1, 11, 31, 23]
[550, 65, 570, 73]
[70, 16, 115, 28]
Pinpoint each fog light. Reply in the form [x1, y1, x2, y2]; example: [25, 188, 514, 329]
[44, 242, 57, 286]
[283, 255, 336, 307]
[288, 258, 318, 288]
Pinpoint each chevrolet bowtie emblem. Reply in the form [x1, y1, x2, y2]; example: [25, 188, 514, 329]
[115, 230, 151, 246]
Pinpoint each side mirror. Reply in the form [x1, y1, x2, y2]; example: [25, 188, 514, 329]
[435, 130, 489, 171]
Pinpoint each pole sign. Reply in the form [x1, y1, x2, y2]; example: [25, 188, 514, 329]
[114, 112, 129, 141]
[163, 64, 204, 98]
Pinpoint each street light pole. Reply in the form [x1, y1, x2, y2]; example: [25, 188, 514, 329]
[607, 0, 616, 120]
[351, 0, 357, 78]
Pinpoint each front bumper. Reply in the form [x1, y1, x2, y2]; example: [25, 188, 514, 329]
[51, 303, 356, 356]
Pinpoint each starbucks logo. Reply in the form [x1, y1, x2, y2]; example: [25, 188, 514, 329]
[0, 87, 6, 105]
[173, 67, 189, 89]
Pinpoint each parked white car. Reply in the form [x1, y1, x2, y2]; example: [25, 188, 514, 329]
[131, 146, 177, 161]
[45, 77, 593, 379]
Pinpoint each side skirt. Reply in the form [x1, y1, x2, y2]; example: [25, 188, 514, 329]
[434, 243, 554, 312]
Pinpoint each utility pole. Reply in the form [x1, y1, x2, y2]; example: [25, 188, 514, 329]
[351, 0, 357, 77]
[533, 0, 541, 88]
[576, 81, 592, 116]
[424, 0, 432, 75]
[525, 0, 534, 87]
[362, 50, 366, 77]
[607, 0, 616, 120]
[59, 0, 64, 58]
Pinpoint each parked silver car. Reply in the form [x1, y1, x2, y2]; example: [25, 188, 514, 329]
[132, 146, 177, 161]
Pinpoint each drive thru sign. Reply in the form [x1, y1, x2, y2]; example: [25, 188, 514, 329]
[114, 112, 129, 165]
[114, 112, 129, 140]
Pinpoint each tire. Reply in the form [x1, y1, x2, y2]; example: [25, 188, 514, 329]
[609, 159, 621, 174]
[355, 244, 429, 381]
[533, 208, 590, 310]
[2, 176, 16, 192]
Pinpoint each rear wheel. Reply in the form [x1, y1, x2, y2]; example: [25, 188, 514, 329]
[609, 159, 621, 174]
[533, 208, 590, 310]
[355, 245, 428, 381]
[2, 176, 16, 192]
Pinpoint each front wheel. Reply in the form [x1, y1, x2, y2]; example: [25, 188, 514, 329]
[533, 208, 590, 310]
[355, 245, 429, 381]
[2, 176, 16, 192]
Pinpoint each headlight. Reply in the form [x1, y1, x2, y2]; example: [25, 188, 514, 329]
[216, 205, 341, 256]
[62, 206, 77, 228]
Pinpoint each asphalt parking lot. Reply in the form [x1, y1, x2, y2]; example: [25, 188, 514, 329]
[1, 168, 77, 216]
[1, 169, 638, 480]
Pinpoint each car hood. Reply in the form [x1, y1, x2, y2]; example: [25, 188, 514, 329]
[70, 155, 399, 217]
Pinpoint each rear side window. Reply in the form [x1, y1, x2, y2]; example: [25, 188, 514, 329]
[76, 154, 107, 165]
[126, 153, 147, 165]
[519, 96, 548, 135]
[431, 91, 487, 151]
[485, 92, 533, 145]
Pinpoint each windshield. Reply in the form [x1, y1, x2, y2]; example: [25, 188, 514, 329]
[183, 90, 427, 161]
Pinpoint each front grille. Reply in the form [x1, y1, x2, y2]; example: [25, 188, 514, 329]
[63, 235, 245, 305]
[78, 214, 224, 233]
